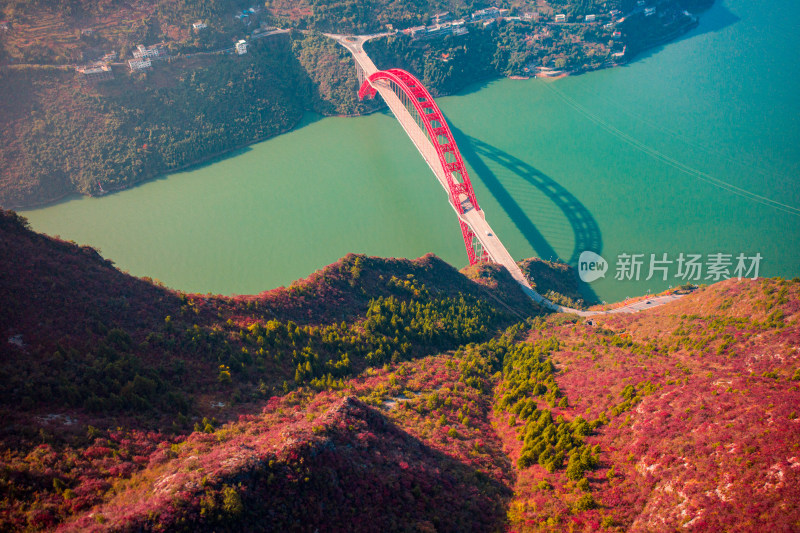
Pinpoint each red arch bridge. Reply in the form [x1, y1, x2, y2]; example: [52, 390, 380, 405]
[329, 33, 595, 314]
[359, 68, 489, 264]
[355, 62, 543, 296]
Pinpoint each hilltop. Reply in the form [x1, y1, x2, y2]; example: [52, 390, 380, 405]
[1, 209, 798, 531]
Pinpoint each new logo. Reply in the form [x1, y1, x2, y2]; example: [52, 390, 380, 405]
[578, 251, 607, 283]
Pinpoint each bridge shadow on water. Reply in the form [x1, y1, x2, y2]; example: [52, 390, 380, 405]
[449, 125, 603, 304]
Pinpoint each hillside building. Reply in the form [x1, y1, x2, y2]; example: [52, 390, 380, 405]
[76, 64, 114, 82]
[132, 44, 161, 59]
[452, 20, 468, 36]
[471, 7, 500, 21]
[432, 11, 451, 24]
[409, 20, 468, 41]
[235, 39, 248, 55]
[128, 58, 152, 71]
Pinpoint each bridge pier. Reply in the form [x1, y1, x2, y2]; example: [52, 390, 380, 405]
[355, 62, 366, 86]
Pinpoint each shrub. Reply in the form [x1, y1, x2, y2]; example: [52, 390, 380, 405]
[221, 485, 243, 517]
[566, 452, 586, 481]
[573, 493, 597, 512]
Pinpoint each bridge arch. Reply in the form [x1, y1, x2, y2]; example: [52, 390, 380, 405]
[359, 68, 487, 264]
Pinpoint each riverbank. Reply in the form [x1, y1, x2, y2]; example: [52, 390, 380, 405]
[3, 6, 714, 210]
[9, 118, 304, 211]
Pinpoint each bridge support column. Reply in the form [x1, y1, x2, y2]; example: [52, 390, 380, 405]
[355, 62, 365, 86]
[460, 221, 489, 265]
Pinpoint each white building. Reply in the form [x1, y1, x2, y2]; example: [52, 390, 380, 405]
[471, 7, 500, 21]
[132, 44, 161, 59]
[554, 14, 566, 22]
[644, 7, 656, 16]
[585, 14, 597, 22]
[128, 58, 152, 71]
[405, 25, 426, 38]
[411, 20, 469, 41]
[76, 64, 114, 82]
[193, 21, 207, 31]
[235, 40, 248, 55]
[452, 21, 468, 36]
[433, 11, 451, 24]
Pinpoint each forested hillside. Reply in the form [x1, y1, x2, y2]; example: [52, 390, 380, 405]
[0, 30, 383, 207]
[0, 36, 304, 206]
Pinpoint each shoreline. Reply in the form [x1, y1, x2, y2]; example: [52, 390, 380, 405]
[11, 118, 304, 212]
[10, 102, 385, 212]
[7, 18, 702, 212]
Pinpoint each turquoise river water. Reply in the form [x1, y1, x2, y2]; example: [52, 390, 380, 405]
[22, 0, 800, 303]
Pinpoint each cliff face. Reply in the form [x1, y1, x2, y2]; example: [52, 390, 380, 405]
[1, 210, 798, 531]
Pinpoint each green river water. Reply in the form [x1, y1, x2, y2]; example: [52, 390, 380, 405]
[22, 0, 800, 303]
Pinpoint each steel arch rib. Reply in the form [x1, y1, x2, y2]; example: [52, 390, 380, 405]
[359, 68, 488, 265]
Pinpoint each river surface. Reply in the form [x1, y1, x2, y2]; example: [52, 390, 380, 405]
[22, 0, 800, 303]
